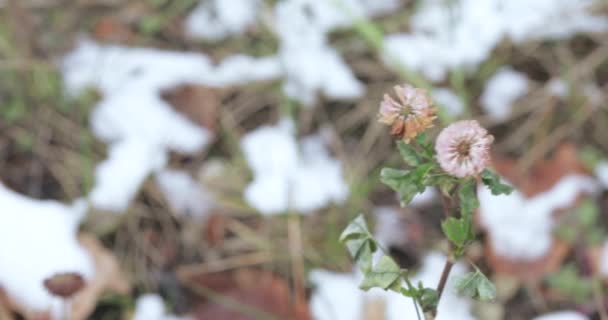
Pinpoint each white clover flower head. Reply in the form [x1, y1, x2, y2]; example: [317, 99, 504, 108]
[435, 120, 494, 178]
[378, 84, 436, 142]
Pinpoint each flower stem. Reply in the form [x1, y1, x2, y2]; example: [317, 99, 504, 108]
[433, 193, 456, 317]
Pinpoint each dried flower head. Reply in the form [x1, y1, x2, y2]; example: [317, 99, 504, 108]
[435, 120, 494, 178]
[43, 272, 85, 298]
[378, 84, 437, 142]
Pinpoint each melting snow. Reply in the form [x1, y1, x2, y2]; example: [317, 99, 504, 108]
[479, 175, 597, 260]
[185, 0, 260, 41]
[595, 161, 608, 189]
[432, 88, 464, 117]
[310, 252, 475, 320]
[533, 311, 588, 320]
[185, 0, 399, 105]
[480, 67, 529, 122]
[62, 39, 281, 212]
[156, 169, 214, 219]
[241, 118, 348, 214]
[383, 0, 607, 81]
[133, 294, 190, 320]
[0, 183, 94, 317]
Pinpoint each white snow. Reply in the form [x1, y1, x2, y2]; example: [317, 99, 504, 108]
[595, 162, 608, 189]
[241, 118, 348, 215]
[533, 311, 588, 320]
[546, 78, 568, 98]
[373, 207, 407, 248]
[599, 240, 608, 277]
[156, 169, 213, 219]
[133, 294, 190, 320]
[383, 0, 608, 81]
[274, 0, 365, 105]
[310, 252, 475, 320]
[185, 0, 260, 41]
[480, 68, 529, 122]
[479, 175, 598, 260]
[62, 39, 281, 212]
[184, 0, 400, 105]
[432, 88, 464, 117]
[0, 183, 94, 317]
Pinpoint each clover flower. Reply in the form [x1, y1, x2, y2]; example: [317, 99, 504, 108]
[435, 120, 494, 178]
[378, 84, 437, 142]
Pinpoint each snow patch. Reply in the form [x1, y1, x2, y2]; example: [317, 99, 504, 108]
[546, 78, 568, 98]
[241, 118, 348, 214]
[433, 88, 464, 117]
[383, 0, 607, 81]
[533, 311, 588, 320]
[133, 294, 191, 320]
[595, 162, 608, 189]
[185, 0, 260, 41]
[310, 252, 475, 320]
[156, 169, 214, 219]
[599, 240, 608, 277]
[480, 68, 529, 122]
[62, 39, 281, 212]
[479, 175, 598, 260]
[0, 183, 94, 317]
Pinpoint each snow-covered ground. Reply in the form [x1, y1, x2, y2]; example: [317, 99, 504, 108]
[1, 0, 607, 318]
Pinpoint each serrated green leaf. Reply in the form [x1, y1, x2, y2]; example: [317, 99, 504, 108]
[380, 168, 409, 191]
[340, 215, 377, 273]
[454, 270, 496, 302]
[359, 255, 402, 292]
[397, 141, 421, 166]
[458, 179, 479, 218]
[339, 214, 372, 242]
[480, 169, 513, 195]
[418, 288, 439, 312]
[380, 164, 433, 206]
[441, 217, 471, 247]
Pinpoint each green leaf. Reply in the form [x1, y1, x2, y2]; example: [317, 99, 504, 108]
[480, 169, 513, 195]
[340, 215, 377, 273]
[441, 217, 472, 247]
[547, 264, 593, 303]
[397, 141, 421, 166]
[458, 179, 479, 218]
[437, 176, 455, 196]
[380, 168, 409, 191]
[453, 269, 496, 302]
[418, 288, 439, 312]
[380, 164, 434, 206]
[359, 255, 402, 292]
[415, 132, 434, 159]
[576, 199, 598, 227]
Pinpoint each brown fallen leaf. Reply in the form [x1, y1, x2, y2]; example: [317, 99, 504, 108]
[93, 16, 133, 43]
[492, 143, 587, 197]
[70, 234, 131, 320]
[178, 268, 310, 320]
[3, 234, 129, 320]
[481, 143, 589, 281]
[162, 84, 222, 133]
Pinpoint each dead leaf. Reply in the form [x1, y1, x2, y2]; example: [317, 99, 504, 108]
[162, 85, 221, 133]
[482, 143, 588, 281]
[178, 268, 310, 320]
[492, 143, 586, 197]
[93, 16, 133, 43]
[485, 238, 570, 282]
[2, 234, 129, 320]
[70, 234, 131, 320]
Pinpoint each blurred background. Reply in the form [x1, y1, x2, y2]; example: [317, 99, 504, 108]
[0, 0, 608, 319]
